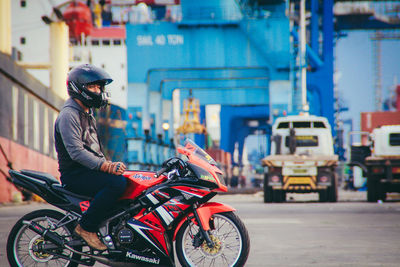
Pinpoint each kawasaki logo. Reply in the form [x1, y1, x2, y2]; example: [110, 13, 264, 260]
[126, 251, 160, 264]
[133, 174, 152, 180]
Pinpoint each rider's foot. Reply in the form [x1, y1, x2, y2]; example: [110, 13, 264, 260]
[74, 224, 107, 251]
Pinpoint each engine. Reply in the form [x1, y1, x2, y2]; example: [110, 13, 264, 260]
[117, 228, 134, 244]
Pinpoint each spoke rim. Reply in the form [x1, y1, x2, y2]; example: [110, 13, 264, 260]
[181, 214, 242, 266]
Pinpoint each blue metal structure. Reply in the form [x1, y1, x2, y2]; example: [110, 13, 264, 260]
[288, 0, 334, 128]
[220, 105, 271, 164]
[125, 0, 291, 165]
[123, 0, 337, 167]
[308, 0, 335, 129]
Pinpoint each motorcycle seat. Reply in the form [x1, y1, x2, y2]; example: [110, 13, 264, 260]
[51, 184, 92, 201]
[20, 169, 60, 185]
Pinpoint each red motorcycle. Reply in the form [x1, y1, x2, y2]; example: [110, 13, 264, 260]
[7, 139, 250, 266]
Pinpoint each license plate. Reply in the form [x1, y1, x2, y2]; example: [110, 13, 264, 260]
[283, 167, 316, 176]
[287, 177, 312, 184]
[293, 169, 308, 174]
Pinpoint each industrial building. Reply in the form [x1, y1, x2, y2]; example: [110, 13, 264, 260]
[1, 0, 400, 203]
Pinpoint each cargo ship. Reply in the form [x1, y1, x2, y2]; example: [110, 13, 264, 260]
[0, 52, 62, 202]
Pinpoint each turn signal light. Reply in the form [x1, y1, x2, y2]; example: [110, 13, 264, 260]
[319, 176, 329, 183]
[270, 175, 280, 183]
[372, 167, 384, 174]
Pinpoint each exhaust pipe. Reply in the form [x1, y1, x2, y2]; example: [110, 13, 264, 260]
[23, 220, 64, 247]
[23, 220, 138, 266]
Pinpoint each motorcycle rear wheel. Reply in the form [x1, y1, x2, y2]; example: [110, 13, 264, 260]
[176, 211, 250, 267]
[7, 209, 81, 267]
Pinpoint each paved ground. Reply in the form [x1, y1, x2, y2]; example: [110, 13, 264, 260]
[1, 190, 400, 266]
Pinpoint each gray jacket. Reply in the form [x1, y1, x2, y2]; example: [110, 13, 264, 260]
[54, 98, 106, 173]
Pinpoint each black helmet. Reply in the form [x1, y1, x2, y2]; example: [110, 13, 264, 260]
[67, 64, 113, 108]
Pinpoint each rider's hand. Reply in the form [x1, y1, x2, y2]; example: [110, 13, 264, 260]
[101, 161, 126, 175]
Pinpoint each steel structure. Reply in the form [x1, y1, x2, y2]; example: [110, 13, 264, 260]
[125, 0, 291, 167]
[125, 0, 400, 167]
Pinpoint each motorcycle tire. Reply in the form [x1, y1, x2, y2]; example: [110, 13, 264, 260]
[176, 211, 250, 267]
[7, 209, 81, 267]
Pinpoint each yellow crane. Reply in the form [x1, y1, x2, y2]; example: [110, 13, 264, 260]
[176, 93, 206, 135]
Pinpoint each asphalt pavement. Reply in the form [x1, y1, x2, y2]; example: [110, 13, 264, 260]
[1, 190, 400, 267]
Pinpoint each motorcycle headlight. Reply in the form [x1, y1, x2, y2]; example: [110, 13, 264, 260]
[216, 173, 226, 186]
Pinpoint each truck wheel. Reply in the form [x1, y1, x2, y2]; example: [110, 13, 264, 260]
[367, 177, 378, 202]
[318, 190, 328, 202]
[264, 186, 273, 203]
[380, 191, 387, 202]
[272, 190, 284, 203]
[378, 183, 386, 202]
[327, 175, 338, 202]
[263, 175, 273, 203]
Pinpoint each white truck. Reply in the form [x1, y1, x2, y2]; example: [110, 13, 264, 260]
[349, 125, 400, 202]
[261, 114, 338, 203]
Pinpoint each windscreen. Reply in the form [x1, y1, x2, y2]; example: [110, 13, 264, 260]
[389, 133, 400, 146]
[184, 139, 218, 166]
[285, 135, 319, 147]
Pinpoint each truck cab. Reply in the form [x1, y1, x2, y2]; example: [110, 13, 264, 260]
[371, 125, 400, 156]
[270, 115, 334, 156]
[364, 125, 400, 202]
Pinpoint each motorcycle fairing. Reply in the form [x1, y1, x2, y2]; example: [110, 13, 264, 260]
[120, 171, 166, 200]
[79, 200, 90, 212]
[51, 184, 93, 214]
[126, 218, 169, 256]
[9, 170, 91, 215]
[172, 185, 210, 198]
[196, 202, 235, 230]
[125, 218, 175, 266]
[178, 143, 228, 192]
[124, 249, 163, 265]
[131, 198, 190, 256]
[128, 184, 210, 258]
[139, 182, 212, 211]
[141, 188, 171, 206]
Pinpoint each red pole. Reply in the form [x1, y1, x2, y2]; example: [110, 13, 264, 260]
[396, 85, 400, 111]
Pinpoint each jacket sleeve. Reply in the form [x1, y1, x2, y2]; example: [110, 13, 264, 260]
[56, 109, 106, 170]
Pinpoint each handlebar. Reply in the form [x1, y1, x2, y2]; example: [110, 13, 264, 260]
[155, 167, 167, 178]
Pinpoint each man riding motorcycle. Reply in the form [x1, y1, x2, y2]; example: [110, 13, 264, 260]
[54, 64, 127, 250]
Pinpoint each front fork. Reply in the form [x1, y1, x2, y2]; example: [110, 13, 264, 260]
[192, 203, 215, 248]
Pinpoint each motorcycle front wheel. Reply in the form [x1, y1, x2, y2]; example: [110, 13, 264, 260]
[7, 209, 81, 267]
[176, 211, 250, 267]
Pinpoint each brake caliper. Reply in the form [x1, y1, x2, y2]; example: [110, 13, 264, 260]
[201, 235, 221, 255]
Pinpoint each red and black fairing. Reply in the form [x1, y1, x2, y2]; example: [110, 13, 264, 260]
[104, 147, 224, 263]
[121, 179, 216, 262]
